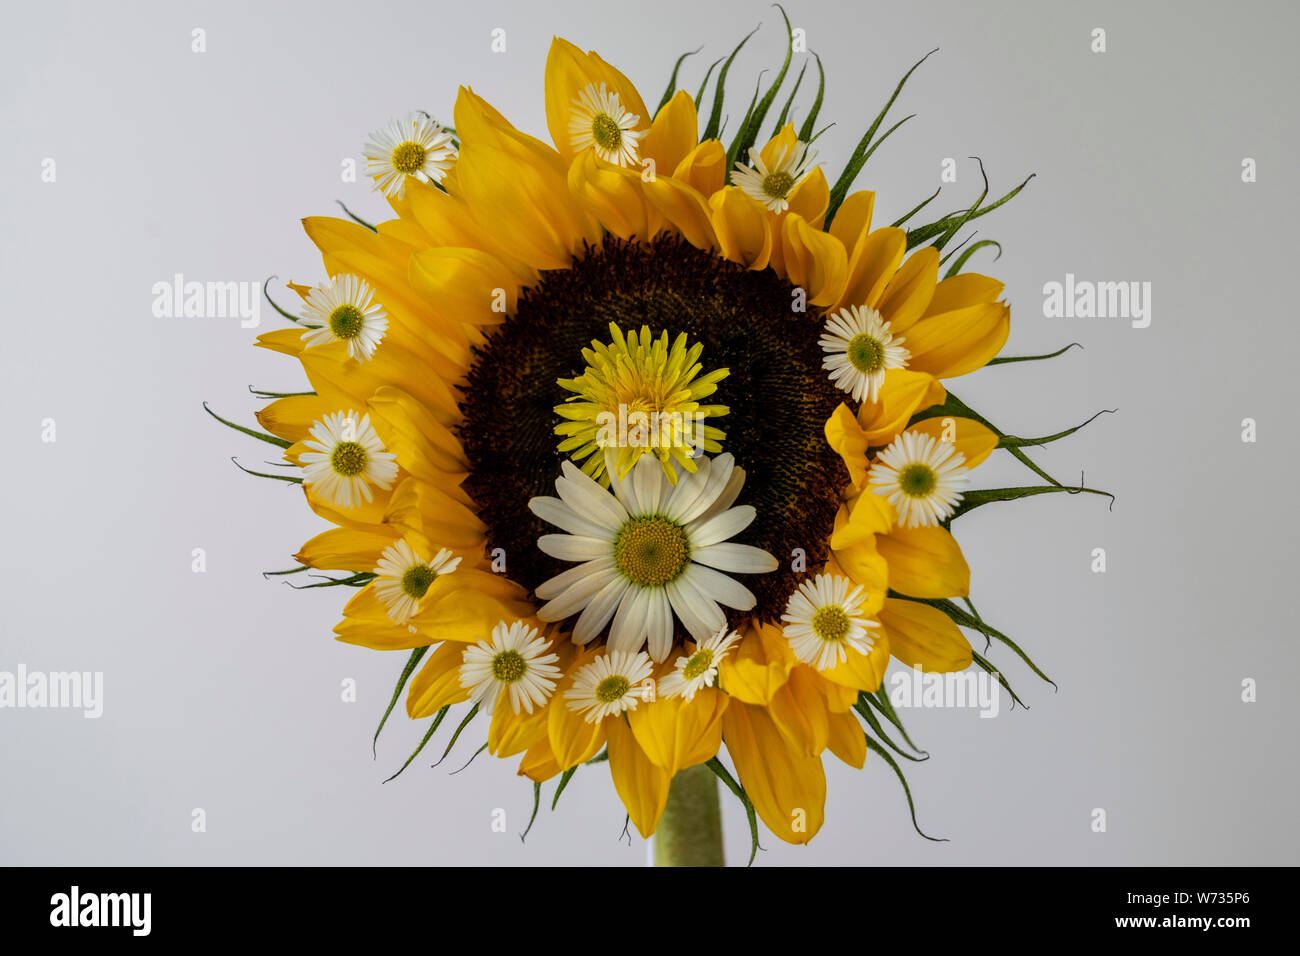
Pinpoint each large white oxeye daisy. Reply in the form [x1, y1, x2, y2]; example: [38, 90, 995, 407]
[299, 273, 388, 361]
[820, 305, 910, 403]
[868, 430, 970, 528]
[529, 450, 777, 663]
[299, 411, 398, 510]
[372, 539, 461, 625]
[568, 82, 641, 167]
[564, 649, 654, 723]
[460, 621, 562, 715]
[657, 626, 741, 701]
[363, 111, 456, 198]
[732, 139, 819, 213]
[781, 573, 879, 671]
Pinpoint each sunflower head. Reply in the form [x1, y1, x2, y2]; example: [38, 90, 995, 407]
[554, 322, 729, 485]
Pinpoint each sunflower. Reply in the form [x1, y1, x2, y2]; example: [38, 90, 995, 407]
[219, 17, 1110, 866]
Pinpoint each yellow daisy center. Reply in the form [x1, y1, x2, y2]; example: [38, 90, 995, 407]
[401, 564, 435, 599]
[491, 650, 527, 684]
[391, 141, 428, 174]
[762, 170, 795, 199]
[683, 648, 715, 680]
[898, 462, 938, 497]
[329, 304, 365, 340]
[596, 674, 630, 703]
[330, 441, 368, 477]
[847, 333, 885, 373]
[812, 605, 851, 642]
[591, 113, 623, 151]
[614, 516, 691, 587]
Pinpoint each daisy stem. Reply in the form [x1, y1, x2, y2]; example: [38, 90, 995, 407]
[653, 764, 725, 867]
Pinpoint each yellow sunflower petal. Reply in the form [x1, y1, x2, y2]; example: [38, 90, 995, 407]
[826, 709, 868, 768]
[365, 386, 468, 480]
[767, 665, 831, 756]
[295, 527, 398, 573]
[820, 637, 892, 693]
[606, 715, 673, 837]
[905, 416, 999, 468]
[518, 734, 563, 783]
[454, 86, 598, 270]
[926, 272, 1005, 315]
[567, 149, 658, 240]
[827, 190, 876, 249]
[877, 246, 939, 333]
[722, 703, 825, 844]
[641, 174, 718, 251]
[829, 496, 893, 551]
[781, 213, 847, 307]
[879, 597, 972, 672]
[905, 301, 1011, 379]
[255, 394, 336, 444]
[408, 246, 520, 336]
[627, 688, 728, 775]
[405, 641, 472, 718]
[833, 225, 906, 313]
[877, 525, 971, 599]
[708, 186, 773, 269]
[544, 37, 650, 161]
[828, 519, 891, 608]
[825, 403, 870, 489]
[547, 648, 608, 770]
[672, 139, 727, 197]
[640, 89, 698, 174]
[408, 571, 532, 645]
[858, 368, 947, 446]
[786, 166, 829, 225]
[716, 621, 795, 706]
[488, 698, 550, 758]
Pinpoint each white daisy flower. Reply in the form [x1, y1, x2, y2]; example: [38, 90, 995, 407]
[529, 450, 778, 663]
[299, 274, 388, 361]
[657, 626, 741, 701]
[299, 411, 398, 510]
[732, 139, 819, 213]
[363, 111, 456, 199]
[820, 305, 910, 403]
[564, 649, 654, 723]
[568, 82, 641, 167]
[781, 573, 879, 671]
[868, 430, 970, 528]
[460, 620, 562, 715]
[372, 539, 462, 625]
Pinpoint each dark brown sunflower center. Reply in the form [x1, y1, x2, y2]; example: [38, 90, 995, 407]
[458, 235, 847, 636]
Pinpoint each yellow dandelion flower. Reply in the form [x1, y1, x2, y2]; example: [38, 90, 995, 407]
[554, 322, 729, 485]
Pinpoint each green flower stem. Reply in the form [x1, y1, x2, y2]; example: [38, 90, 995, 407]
[654, 763, 725, 867]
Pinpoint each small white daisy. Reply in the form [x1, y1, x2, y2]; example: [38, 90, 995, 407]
[299, 411, 398, 510]
[529, 450, 778, 663]
[371, 539, 462, 625]
[781, 573, 879, 671]
[564, 649, 654, 723]
[868, 430, 970, 528]
[460, 620, 563, 715]
[657, 626, 741, 701]
[732, 139, 819, 212]
[363, 111, 456, 199]
[820, 305, 910, 403]
[299, 274, 388, 361]
[568, 82, 641, 167]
